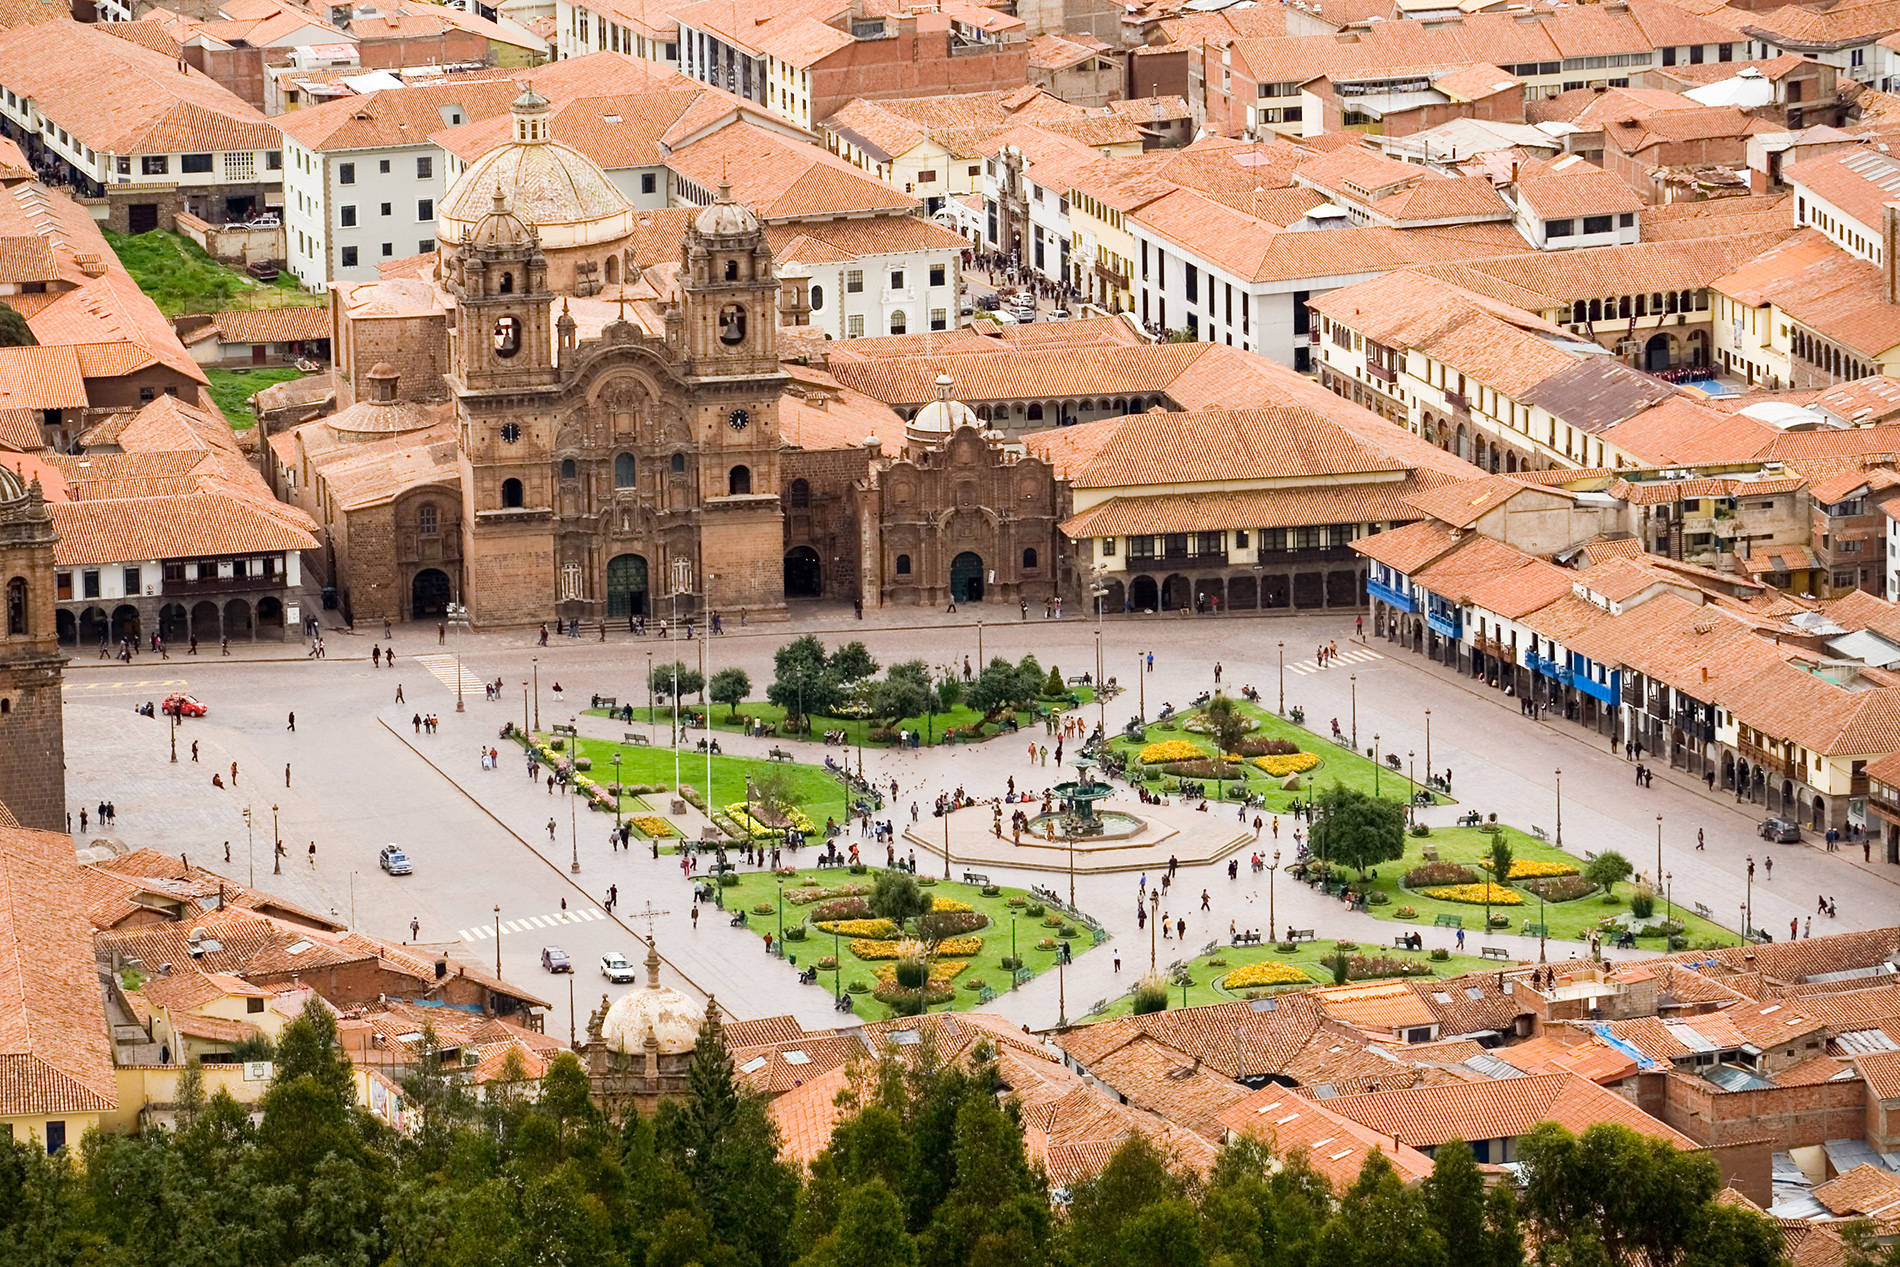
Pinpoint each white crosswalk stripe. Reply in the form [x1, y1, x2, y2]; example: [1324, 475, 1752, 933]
[459, 907, 605, 941]
[1287, 647, 1383, 676]
[413, 652, 487, 696]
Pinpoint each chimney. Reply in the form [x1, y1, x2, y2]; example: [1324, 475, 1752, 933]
[1885, 204, 1900, 305]
[365, 361, 400, 403]
[1701, 665, 1709, 681]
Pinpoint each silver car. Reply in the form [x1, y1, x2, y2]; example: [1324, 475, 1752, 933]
[377, 844, 412, 875]
[600, 952, 636, 983]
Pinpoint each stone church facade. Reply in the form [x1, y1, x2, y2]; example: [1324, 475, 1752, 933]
[0, 467, 66, 832]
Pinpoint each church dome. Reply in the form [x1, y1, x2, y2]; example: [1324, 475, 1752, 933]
[469, 187, 531, 249]
[908, 371, 980, 441]
[695, 178, 760, 239]
[0, 462, 25, 505]
[438, 84, 634, 252]
[326, 363, 436, 441]
[599, 943, 702, 1056]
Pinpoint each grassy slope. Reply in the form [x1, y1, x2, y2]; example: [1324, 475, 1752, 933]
[203, 366, 302, 430]
[104, 230, 319, 317]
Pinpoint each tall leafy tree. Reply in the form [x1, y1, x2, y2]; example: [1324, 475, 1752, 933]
[1315, 1152, 1444, 1267]
[802, 1180, 917, 1267]
[711, 667, 753, 718]
[769, 636, 842, 732]
[1311, 784, 1406, 877]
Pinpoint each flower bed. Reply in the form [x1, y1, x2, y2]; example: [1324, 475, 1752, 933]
[630, 815, 674, 838]
[1405, 862, 1479, 887]
[810, 897, 871, 921]
[1237, 736, 1302, 757]
[786, 883, 871, 906]
[1320, 953, 1433, 980]
[1158, 759, 1246, 779]
[1421, 882, 1523, 906]
[1520, 875, 1595, 902]
[1478, 858, 1578, 880]
[725, 801, 815, 840]
[923, 910, 989, 934]
[872, 981, 954, 1006]
[872, 959, 969, 985]
[815, 918, 898, 938]
[850, 936, 983, 959]
[931, 898, 973, 913]
[1221, 961, 1309, 990]
[1253, 752, 1320, 776]
[1140, 739, 1206, 764]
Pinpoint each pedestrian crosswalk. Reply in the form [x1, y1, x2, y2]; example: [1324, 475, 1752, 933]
[1287, 647, 1383, 676]
[459, 907, 606, 941]
[414, 652, 487, 696]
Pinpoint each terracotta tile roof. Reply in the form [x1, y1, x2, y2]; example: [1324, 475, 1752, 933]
[1217, 1085, 1436, 1190]
[1657, 926, 1900, 984]
[27, 272, 206, 386]
[1351, 518, 1464, 574]
[1420, 231, 1794, 313]
[733, 1033, 861, 1094]
[1744, 0, 1900, 50]
[1856, 1047, 1900, 1098]
[0, 826, 119, 1119]
[1815, 1164, 1900, 1218]
[1055, 995, 1326, 1081]
[0, 345, 88, 410]
[667, 122, 917, 220]
[1782, 1222, 1854, 1267]
[1494, 1034, 1641, 1083]
[1598, 396, 1781, 466]
[1318, 1071, 1699, 1150]
[768, 214, 968, 262]
[764, 1061, 852, 1164]
[208, 307, 331, 345]
[1517, 167, 1647, 219]
[428, 72, 755, 168]
[0, 20, 278, 156]
[276, 77, 521, 153]
[1086, 1034, 1255, 1137]
[1640, 193, 1797, 241]
[1717, 230, 1900, 360]
[1060, 474, 1463, 538]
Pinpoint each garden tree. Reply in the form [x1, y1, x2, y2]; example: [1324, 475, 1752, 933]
[1316, 1151, 1445, 1267]
[0, 303, 34, 348]
[967, 656, 1042, 720]
[932, 675, 963, 718]
[800, 1102, 918, 1244]
[1045, 665, 1065, 697]
[828, 641, 879, 688]
[801, 1180, 917, 1267]
[1583, 851, 1633, 892]
[1487, 835, 1515, 889]
[769, 636, 844, 732]
[869, 869, 932, 933]
[1199, 1135, 1334, 1267]
[1204, 693, 1249, 756]
[1311, 784, 1406, 877]
[711, 667, 753, 719]
[870, 661, 933, 730]
[918, 1088, 1049, 1267]
[1516, 1122, 1778, 1267]
[650, 661, 705, 710]
[1422, 1140, 1522, 1267]
[751, 769, 797, 820]
[1062, 1131, 1198, 1267]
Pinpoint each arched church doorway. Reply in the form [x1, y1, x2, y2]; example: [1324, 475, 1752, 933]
[950, 551, 985, 604]
[784, 547, 822, 598]
[607, 553, 649, 618]
[410, 568, 452, 618]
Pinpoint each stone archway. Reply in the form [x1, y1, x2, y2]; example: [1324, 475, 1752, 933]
[1129, 575, 1158, 612]
[223, 599, 253, 640]
[112, 604, 140, 643]
[1229, 574, 1257, 610]
[79, 606, 108, 645]
[1160, 574, 1191, 610]
[950, 551, 985, 604]
[607, 553, 649, 618]
[784, 547, 822, 598]
[190, 601, 220, 644]
[1812, 794, 1827, 829]
[410, 568, 452, 618]
[55, 609, 76, 645]
[158, 602, 188, 642]
[256, 596, 286, 640]
[1645, 332, 1674, 372]
[1099, 578, 1125, 614]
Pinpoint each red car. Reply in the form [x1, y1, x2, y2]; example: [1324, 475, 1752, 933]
[161, 693, 207, 717]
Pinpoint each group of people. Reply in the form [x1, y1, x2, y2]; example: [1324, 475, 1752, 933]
[411, 712, 442, 734]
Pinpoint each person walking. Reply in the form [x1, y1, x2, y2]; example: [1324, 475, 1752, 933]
[410, 916, 420, 942]
[1697, 828, 1705, 851]
[230, 761, 238, 786]
[547, 817, 558, 841]
[395, 683, 405, 704]
[1200, 888, 1211, 911]
[1765, 854, 1773, 879]
[190, 740, 199, 763]
[286, 711, 295, 732]
[285, 763, 291, 788]
[308, 841, 316, 867]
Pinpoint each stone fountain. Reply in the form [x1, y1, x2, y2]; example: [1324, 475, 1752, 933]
[1032, 757, 1143, 840]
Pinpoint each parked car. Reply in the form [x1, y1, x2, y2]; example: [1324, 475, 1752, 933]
[160, 692, 207, 717]
[377, 844, 412, 875]
[1760, 817, 1801, 843]
[541, 945, 572, 973]
[1051, 307, 1071, 321]
[975, 292, 1001, 311]
[245, 260, 280, 281]
[600, 952, 637, 983]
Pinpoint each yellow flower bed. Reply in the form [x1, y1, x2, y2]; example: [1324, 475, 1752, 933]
[816, 918, 898, 938]
[1140, 739, 1206, 764]
[724, 802, 815, 839]
[1253, 753, 1320, 776]
[1422, 883, 1524, 906]
[1222, 961, 1310, 990]
[630, 815, 674, 838]
[932, 897, 973, 913]
[874, 960, 969, 985]
[850, 936, 983, 959]
[1477, 857, 1577, 880]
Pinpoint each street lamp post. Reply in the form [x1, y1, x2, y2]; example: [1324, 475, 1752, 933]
[1351, 674, 1358, 749]
[271, 803, 280, 875]
[522, 681, 529, 736]
[243, 806, 254, 886]
[977, 619, 983, 665]
[1137, 649, 1145, 722]
[1408, 751, 1416, 823]
[170, 711, 178, 763]
[776, 874, 785, 958]
[1665, 870, 1673, 929]
[1539, 886, 1548, 963]
[532, 659, 540, 732]
[1554, 768, 1563, 849]
[1277, 641, 1285, 715]
[1149, 888, 1159, 968]
[833, 924, 842, 1004]
[1373, 732, 1381, 798]
[1268, 849, 1280, 937]
[1424, 710, 1432, 788]
[702, 572, 714, 815]
[612, 751, 623, 833]
[646, 650, 654, 744]
[1745, 856, 1753, 941]
[943, 811, 951, 881]
[455, 651, 464, 713]
[569, 778, 580, 874]
[493, 905, 501, 979]
[1656, 814, 1664, 897]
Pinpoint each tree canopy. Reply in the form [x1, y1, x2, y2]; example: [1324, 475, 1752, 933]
[1311, 784, 1406, 877]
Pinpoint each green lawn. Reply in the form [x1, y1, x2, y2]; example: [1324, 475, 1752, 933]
[105, 229, 319, 317]
[1109, 700, 1437, 812]
[549, 733, 856, 827]
[204, 366, 304, 430]
[1318, 825, 1734, 952]
[1090, 941, 1495, 1019]
[719, 869, 1091, 1019]
[587, 692, 1091, 749]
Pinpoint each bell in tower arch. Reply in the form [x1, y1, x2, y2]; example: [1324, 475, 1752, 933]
[719, 304, 746, 346]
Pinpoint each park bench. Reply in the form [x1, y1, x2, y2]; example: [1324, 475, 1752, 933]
[1694, 902, 1712, 920]
[1393, 934, 1424, 950]
[1231, 930, 1262, 945]
[1531, 826, 1550, 843]
[962, 871, 991, 886]
[1480, 946, 1511, 961]
[1066, 674, 1091, 687]
[1457, 811, 1483, 827]
[1032, 884, 1060, 905]
[1287, 928, 1316, 943]
[591, 696, 617, 709]
[768, 748, 794, 762]
[729, 911, 747, 927]
[551, 723, 578, 738]
[623, 731, 651, 746]
[1434, 914, 1463, 929]
[1523, 922, 1549, 938]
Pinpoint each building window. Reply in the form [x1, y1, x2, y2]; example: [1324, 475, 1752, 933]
[846, 269, 863, 293]
[1101, 537, 1116, 556]
[930, 308, 946, 330]
[847, 315, 864, 337]
[417, 199, 433, 221]
[123, 566, 142, 595]
[614, 453, 637, 487]
[929, 264, 946, 286]
[418, 503, 438, 535]
[1583, 215, 1612, 234]
[340, 205, 357, 227]
[380, 202, 392, 217]
[500, 478, 524, 508]
[83, 570, 99, 598]
[382, 243, 393, 256]
[1022, 547, 1038, 570]
[670, 453, 686, 474]
[889, 269, 904, 290]
[341, 246, 358, 267]
[339, 162, 355, 184]
[141, 155, 169, 175]
[416, 155, 432, 179]
[181, 153, 212, 173]
[5, 576, 24, 635]
[641, 172, 657, 194]
[266, 150, 282, 170]
[419, 239, 434, 253]
[1619, 212, 1635, 227]
[890, 311, 907, 334]
[1546, 218, 1574, 237]
[895, 553, 911, 575]
[55, 571, 70, 600]
[809, 283, 824, 311]
[788, 478, 810, 507]
[728, 465, 751, 495]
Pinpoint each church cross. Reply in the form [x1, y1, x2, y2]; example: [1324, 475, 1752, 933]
[630, 899, 671, 942]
